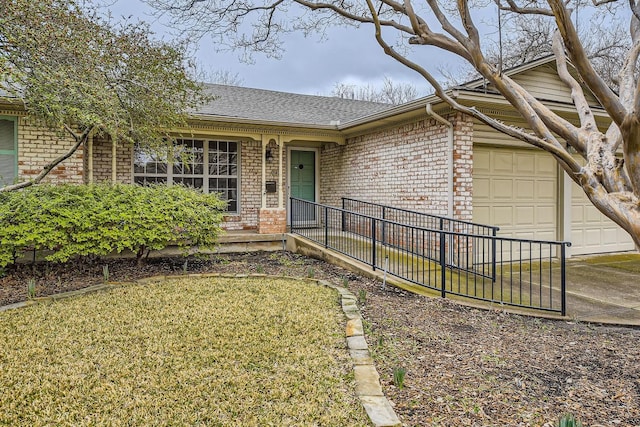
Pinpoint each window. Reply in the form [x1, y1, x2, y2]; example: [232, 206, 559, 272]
[134, 139, 239, 213]
[0, 117, 17, 188]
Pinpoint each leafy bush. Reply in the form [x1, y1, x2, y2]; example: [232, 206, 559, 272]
[0, 184, 227, 267]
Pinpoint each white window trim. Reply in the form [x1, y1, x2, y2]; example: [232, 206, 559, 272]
[0, 116, 18, 189]
[132, 139, 241, 214]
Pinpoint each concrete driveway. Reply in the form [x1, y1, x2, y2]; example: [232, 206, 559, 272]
[565, 253, 640, 326]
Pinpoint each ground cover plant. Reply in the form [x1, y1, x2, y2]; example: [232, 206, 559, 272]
[1, 251, 639, 425]
[0, 276, 370, 426]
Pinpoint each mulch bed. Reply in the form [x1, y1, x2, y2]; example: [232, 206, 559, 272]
[2, 251, 639, 426]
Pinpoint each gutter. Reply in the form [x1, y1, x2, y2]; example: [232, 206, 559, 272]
[426, 104, 454, 218]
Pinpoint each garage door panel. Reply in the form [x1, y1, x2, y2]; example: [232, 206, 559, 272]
[571, 206, 585, 222]
[602, 229, 620, 245]
[493, 179, 513, 198]
[536, 180, 556, 200]
[474, 206, 491, 224]
[474, 178, 490, 201]
[515, 180, 534, 200]
[474, 150, 491, 173]
[586, 208, 604, 222]
[538, 231, 557, 241]
[570, 179, 635, 255]
[570, 231, 585, 246]
[473, 147, 557, 245]
[516, 155, 535, 173]
[537, 157, 556, 174]
[536, 206, 555, 225]
[515, 206, 534, 226]
[494, 206, 513, 225]
[494, 152, 514, 172]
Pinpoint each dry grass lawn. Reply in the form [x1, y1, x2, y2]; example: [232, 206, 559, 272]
[0, 276, 370, 426]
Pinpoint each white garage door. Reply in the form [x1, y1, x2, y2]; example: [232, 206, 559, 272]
[570, 182, 635, 255]
[473, 147, 557, 241]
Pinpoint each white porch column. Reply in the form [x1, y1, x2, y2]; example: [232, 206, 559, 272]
[261, 135, 268, 209]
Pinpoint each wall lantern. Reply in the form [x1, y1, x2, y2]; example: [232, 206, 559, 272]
[265, 148, 274, 161]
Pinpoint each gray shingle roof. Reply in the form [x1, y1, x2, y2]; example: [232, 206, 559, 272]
[196, 84, 392, 126]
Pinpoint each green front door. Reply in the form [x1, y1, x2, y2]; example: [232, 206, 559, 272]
[290, 150, 316, 223]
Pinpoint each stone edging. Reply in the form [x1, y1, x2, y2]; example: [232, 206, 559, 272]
[0, 274, 402, 426]
[318, 279, 402, 427]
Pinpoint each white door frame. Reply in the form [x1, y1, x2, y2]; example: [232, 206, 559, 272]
[287, 146, 320, 225]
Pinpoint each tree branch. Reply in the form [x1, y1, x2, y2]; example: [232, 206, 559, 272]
[548, 0, 627, 126]
[364, 0, 581, 176]
[496, 0, 555, 16]
[0, 131, 88, 193]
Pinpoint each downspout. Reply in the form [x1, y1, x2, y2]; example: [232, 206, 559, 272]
[426, 104, 454, 218]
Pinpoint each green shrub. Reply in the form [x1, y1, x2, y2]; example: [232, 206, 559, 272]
[0, 183, 226, 267]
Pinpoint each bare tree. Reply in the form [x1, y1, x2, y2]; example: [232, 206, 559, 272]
[146, 0, 640, 248]
[202, 69, 246, 86]
[487, 14, 629, 89]
[443, 14, 629, 88]
[331, 76, 418, 104]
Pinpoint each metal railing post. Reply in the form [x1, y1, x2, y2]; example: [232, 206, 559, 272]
[341, 198, 346, 232]
[491, 228, 497, 283]
[290, 198, 296, 234]
[372, 218, 377, 270]
[561, 243, 567, 316]
[382, 206, 386, 246]
[440, 230, 446, 298]
[324, 205, 329, 248]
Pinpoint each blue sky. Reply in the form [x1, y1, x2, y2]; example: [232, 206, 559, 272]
[104, 0, 469, 96]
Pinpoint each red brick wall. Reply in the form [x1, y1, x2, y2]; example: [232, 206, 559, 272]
[258, 208, 287, 234]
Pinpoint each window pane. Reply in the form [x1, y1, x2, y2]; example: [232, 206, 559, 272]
[0, 120, 14, 151]
[0, 154, 15, 187]
[203, 140, 239, 213]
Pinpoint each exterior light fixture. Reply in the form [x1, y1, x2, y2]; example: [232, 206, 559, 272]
[265, 148, 274, 161]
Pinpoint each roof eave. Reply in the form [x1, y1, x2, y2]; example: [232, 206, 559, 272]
[190, 113, 341, 131]
[338, 93, 447, 131]
[452, 89, 609, 116]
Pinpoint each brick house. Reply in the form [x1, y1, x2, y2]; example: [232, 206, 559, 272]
[0, 56, 634, 256]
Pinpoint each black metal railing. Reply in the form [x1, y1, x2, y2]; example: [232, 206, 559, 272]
[341, 197, 500, 280]
[291, 197, 569, 315]
[342, 198, 499, 235]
